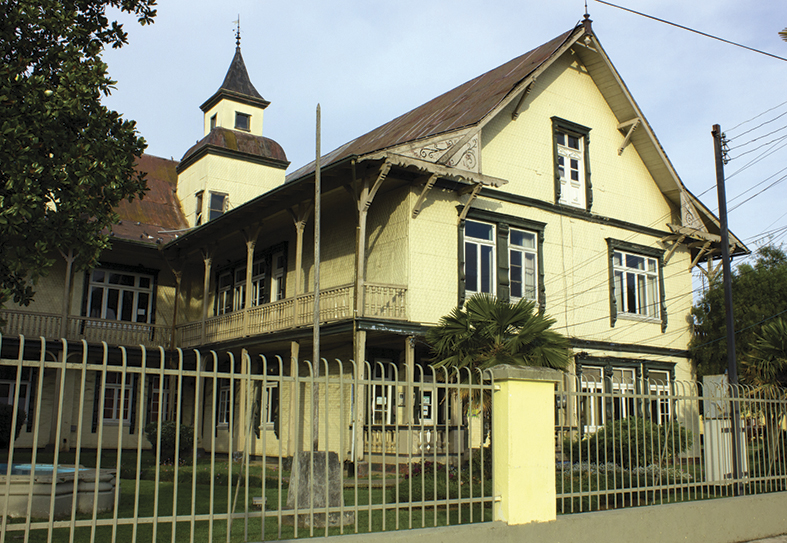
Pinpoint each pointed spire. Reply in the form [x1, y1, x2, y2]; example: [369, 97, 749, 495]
[582, 2, 593, 34]
[200, 24, 270, 113]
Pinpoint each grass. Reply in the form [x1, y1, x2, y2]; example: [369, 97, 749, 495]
[2, 451, 493, 541]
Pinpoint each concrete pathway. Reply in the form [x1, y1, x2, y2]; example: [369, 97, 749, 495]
[744, 536, 787, 542]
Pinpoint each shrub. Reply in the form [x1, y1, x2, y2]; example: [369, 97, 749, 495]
[0, 404, 26, 449]
[391, 460, 492, 503]
[564, 417, 693, 469]
[145, 421, 194, 462]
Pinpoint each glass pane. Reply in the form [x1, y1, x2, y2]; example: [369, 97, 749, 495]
[481, 245, 494, 293]
[106, 289, 119, 320]
[465, 242, 478, 292]
[613, 271, 624, 312]
[136, 292, 149, 323]
[647, 276, 659, 317]
[613, 251, 622, 267]
[510, 250, 522, 299]
[89, 288, 104, 318]
[92, 270, 105, 283]
[510, 229, 535, 248]
[120, 290, 134, 321]
[465, 220, 494, 241]
[139, 277, 151, 289]
[524, 253, 536, 300]
[626, 254, 645, 270]
[568, 135, 579, 149]
[104, 389, 116, 419]
[556, 133, 565, 146]
[625, 272, 637, 314]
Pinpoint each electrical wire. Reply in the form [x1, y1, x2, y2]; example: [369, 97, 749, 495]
[727, 99, 787, 134]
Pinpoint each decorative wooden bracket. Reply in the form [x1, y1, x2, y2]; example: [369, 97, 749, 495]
[458, 183, 484, 222]
[512, 82, 535, 120]
[412, 173, 438, 219]
[617, 118, 641, 156]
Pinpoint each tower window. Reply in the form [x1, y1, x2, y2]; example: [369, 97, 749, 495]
[235, 112, 250, 131]
[209, 192, 227, 221]
[210, 114, 217, 130]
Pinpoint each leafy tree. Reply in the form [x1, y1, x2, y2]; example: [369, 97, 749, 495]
[0, 0, 157, 308]
[781, 28, 787, 42]
[690, 245, 787, 380]
[426, 294, 571, 372]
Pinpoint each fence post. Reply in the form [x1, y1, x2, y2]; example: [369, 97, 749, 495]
[490, 364, 562, 525]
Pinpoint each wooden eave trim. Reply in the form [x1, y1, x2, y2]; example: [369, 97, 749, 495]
[177, 144, 290, 174]
[358, 152, 507, 188]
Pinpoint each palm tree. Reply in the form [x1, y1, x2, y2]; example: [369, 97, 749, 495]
[426, 294, 571, 372]
[743, 317, 787, 388]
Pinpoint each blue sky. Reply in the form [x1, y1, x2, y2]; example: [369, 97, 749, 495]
[102, 0, 787, 262]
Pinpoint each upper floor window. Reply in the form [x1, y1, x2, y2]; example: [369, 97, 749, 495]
[509, 228, 538, 302]
[552, 117, 591, 211]
[613, 250, 659, 319]
[606, 239, 666, 330]
[215, 245, 288, 316]
[464, 220, 496, 296]
[209, 192, 227, 221]
[88, 269, 154, 323]
[195, 191, 204, 226]
[235, 112, 250, 131]
[210, 114, 217, 130]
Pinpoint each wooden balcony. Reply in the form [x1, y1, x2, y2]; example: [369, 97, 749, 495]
[0, 283, 407, 349]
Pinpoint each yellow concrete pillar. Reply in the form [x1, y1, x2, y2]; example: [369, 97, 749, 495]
[490, 365, 562, 525]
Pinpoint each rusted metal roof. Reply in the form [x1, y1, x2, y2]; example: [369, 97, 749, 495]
[178, 127, 289, 171]
[287, 27, 577, 182]
[110, 154, 188, 244]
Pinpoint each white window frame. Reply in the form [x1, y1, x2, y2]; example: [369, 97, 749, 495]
[613, 250, 660, 319]
[103, 372, 132, 424]
[149, 376, 173, 423]
[218, 382, 232, 425]
[556, 130, 586, 208]
[371, 360, 395, 426]
[271, 252, 285, 302]
[580, 367, 604, 433]
[260, 383, 277, 427]
[509, 228, 538, 302]
[217, 271, 233, 316]
[87, 269, 154, 324]
[464, 220, 496, 296]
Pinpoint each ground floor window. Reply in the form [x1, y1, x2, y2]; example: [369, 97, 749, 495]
[103, 372, 133, 423]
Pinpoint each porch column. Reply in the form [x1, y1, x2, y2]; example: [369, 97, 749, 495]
[490, 365, 562, 525]
[403, 336, 415, 425]
[242, 237, 257, 336]
[200, 250, 213, 345]
[238, 349, 249, 452]
[289, 203, 311, 328]
[288, 340, 300, 456]
[59, 249, 76, 339]
[353, 329, 367, 462]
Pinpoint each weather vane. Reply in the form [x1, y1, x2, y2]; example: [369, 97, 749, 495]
[234, 16, 241, 48]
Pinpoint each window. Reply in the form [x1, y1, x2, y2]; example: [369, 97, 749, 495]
[209, 192, 226, 221]
[88, 269, 154, 323]
[552, 117, 591, 210]
[648, 370, 671, 425]
[461, 210, 546, 310]
[235, 112, 250, 131]
[218, 382, 232, 425]
[195, 191, 204, 226]
[370, 360, 395, 425]
[214, 245, 287, 316]
[148, 376, 174, 423]
[104, 373, 132, 423]
[260, 383, 277, 426]
[464, 220, 496, 295]
[210, 114, 217, 130]
[0, 379, 30, 424]
[607, 239, 666, 330]
[613, 251, 659, 318]
[509, 228, 538, 301]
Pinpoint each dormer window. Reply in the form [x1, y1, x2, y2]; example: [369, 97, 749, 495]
[235, 112, 250, 131]
[210, 114, 217, 130]
[195, 191, 204, 225]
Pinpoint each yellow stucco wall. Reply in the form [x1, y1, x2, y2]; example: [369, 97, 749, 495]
[202, 100, 266, 138]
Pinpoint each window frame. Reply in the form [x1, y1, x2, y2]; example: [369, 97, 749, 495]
[217, 381, 232, 426]
[459, 210, 546, 311]
[86, 267, 156, 325]
[606, 238, 667, 331]
[195, 190, 204, 226]
[208, 191, 227, 221]
[551, 117, 592, 211]
[103, 372, 133, 424]
[463, 219, 497, 297]
[214, 243, 288, 316]
[235, 112, 251, 132]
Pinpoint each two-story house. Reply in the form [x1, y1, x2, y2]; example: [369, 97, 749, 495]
[1, 18, 745, 461]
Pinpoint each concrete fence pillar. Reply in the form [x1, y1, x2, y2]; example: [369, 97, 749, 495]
[489, 365, 562, 525]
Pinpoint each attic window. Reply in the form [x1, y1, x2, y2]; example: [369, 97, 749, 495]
[235, 112, 250, 132]
[195, 191, 204, 226]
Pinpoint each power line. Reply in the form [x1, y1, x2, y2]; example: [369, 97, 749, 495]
[727, 100, 787, 134]
[594, 0, 787, 63]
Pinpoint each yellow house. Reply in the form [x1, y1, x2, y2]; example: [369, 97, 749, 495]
[0, 19, 745, 460]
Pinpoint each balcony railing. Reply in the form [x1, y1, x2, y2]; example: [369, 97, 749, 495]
[2, 283, 407, 349]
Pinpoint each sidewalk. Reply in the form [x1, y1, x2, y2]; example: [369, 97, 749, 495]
[745, 536, 787, 542]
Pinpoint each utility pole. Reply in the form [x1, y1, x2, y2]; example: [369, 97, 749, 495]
[313, 104, 321, 451]
[712, 123, 743, 492]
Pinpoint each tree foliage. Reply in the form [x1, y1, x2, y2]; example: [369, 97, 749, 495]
[690, 245, 787, 381]
[426, 294, 571, 372]
[0, 0, 157, 308]
[744, 317, 787, 388]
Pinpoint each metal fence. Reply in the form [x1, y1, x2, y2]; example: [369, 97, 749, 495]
[0, 335, 493, 542]
[555, 373, 787, 513]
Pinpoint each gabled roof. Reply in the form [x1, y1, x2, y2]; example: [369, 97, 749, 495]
[111, 154, 188, 244]
[200, 46, 270, 112]
[287, 29, 576, 182]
